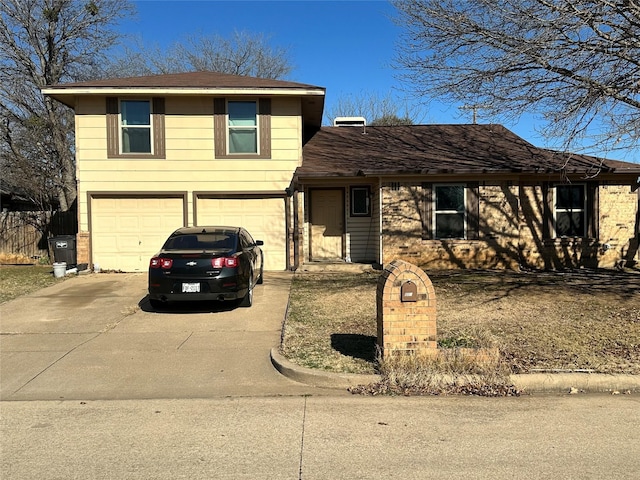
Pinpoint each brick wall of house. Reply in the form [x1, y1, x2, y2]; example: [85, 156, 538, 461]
[516, 184, 547, 269]
[76, 232, 90, 267]
[381, 182, 639, 270]
[598, 184, 639, 267]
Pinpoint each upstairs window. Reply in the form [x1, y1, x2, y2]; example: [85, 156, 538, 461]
[214, 98, 271, 159]
[228, 101, 258, 154]
[106, 97, 165, 159]
[555, 184, 586, 237]
[120, 100, 152, 154]
[434, 185, 466, 239]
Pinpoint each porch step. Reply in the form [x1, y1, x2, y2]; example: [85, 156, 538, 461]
[296, 262, 382, 273]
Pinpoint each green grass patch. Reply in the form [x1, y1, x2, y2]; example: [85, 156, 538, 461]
[0, 265, 63, 303]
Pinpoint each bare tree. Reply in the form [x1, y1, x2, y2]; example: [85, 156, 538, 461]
[106, 31, 294, 80]
[392, 0, 640, 156]
[325, 91, 418, 125]
[0, 0, 135, 213]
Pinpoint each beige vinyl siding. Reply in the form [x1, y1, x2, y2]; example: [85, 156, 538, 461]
[346, 186, 379, 263]
[195, 197, 287, 271]
[91, 197, 185, 272]
[74, 95, 302, 233]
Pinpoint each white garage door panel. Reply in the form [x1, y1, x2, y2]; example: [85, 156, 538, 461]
[197, 198, 286, 271]
[92, 197, 184, 272]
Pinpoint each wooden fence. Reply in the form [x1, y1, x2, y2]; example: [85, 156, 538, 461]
[0, 210, 77, 260]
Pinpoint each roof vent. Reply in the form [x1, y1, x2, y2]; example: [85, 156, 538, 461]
[333, 116, 367, 127]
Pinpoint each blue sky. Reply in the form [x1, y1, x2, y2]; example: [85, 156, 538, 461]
[119, 0, 638, 162]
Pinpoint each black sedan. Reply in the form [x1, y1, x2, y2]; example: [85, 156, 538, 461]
[148, 226, 264, 308]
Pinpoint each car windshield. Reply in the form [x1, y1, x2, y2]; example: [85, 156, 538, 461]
[162, 233, 236, 251]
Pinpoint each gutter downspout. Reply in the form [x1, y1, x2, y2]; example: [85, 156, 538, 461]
[288, 174, 300, 271]
[285, 192, 291, 271]
[377, 176, 383, 267]
[292, 188, 299, 271]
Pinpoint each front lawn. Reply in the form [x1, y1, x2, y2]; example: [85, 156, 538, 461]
[281, 270, 640, 376]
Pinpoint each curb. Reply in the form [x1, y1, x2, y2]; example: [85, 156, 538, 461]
[270, 349, 640, 394]
[511, 372, 640, 394]
[270, 348, 379, 389]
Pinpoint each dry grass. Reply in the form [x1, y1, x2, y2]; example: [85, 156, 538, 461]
[0, 265, 63, 303]
[281, 270, 640, 378]
[0, 252, 37, 265]
[353, 348, 520, 396]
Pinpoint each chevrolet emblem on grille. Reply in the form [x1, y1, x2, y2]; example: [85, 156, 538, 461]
[186, 261, 197, 266]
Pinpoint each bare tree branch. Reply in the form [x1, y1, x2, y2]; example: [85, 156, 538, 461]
[325, 91, 420, 125]
[392, 0, 640, 156]
[0, 0, 135, 212]
[105, 30, 294, 80]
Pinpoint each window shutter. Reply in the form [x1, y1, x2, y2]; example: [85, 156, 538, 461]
[106, 97, 119, 157]
[542, 182, 553, 239]
[258, 98, 271, 158]
[152, 97, 165, 159]
[213, 98, 226, 157]
[466, 182, 480, 240]
[586, 181, 599, 238]
[422, 182, 433, 240]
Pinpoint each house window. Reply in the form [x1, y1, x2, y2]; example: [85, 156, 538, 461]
[555, 184, 586, 237]
[350, 186, 370, 216]
[228, 100, 258, 154]
[120, 100, 152, 154]
[106, 97, 165, 159]
[434, 185, 466, 239]
[214, 98, 271, 158]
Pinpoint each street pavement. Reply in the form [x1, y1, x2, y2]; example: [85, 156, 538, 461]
[2, 271, 640, 479]
[3, 395, 639, 479]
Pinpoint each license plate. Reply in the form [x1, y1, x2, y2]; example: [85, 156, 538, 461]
[182, 283, 200, 293]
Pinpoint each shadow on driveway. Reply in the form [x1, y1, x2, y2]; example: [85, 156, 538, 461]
[138, 295, 240, 314]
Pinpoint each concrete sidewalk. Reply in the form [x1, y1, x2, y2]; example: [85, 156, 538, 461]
[3, 395, 640, 479]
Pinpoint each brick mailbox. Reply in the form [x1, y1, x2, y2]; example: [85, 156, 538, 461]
[376, 259, 437, 357]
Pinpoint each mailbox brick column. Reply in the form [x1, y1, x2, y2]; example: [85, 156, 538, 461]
[376, 259, 437, 357]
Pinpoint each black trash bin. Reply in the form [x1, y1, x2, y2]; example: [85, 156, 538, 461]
[48, 235, 77, 267]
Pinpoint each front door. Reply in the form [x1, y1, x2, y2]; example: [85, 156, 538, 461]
[310, 189, 344, 260]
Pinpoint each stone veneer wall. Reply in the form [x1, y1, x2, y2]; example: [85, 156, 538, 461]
[381, 181, 639, 270]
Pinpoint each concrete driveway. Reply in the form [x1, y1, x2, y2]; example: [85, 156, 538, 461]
[0, 271, 325, 401]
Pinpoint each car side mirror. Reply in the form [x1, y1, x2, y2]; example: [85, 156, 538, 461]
[256, 240, 264, 246]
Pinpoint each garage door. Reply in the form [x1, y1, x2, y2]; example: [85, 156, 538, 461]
[91, 197, 184, 272]
[196, 197, 286, 271]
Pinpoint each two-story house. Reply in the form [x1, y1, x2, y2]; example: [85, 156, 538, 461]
[43, 72, 324, 272]
[43, 71, 640, 272]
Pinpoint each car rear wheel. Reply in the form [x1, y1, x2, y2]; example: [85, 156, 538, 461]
[240, 275, 253, 307]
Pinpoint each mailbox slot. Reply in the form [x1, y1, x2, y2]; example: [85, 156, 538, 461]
[401, 281, 417, 302]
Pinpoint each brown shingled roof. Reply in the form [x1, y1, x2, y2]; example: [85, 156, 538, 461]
[298, 125, 640, 177]
[46, 71, 324, 90]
